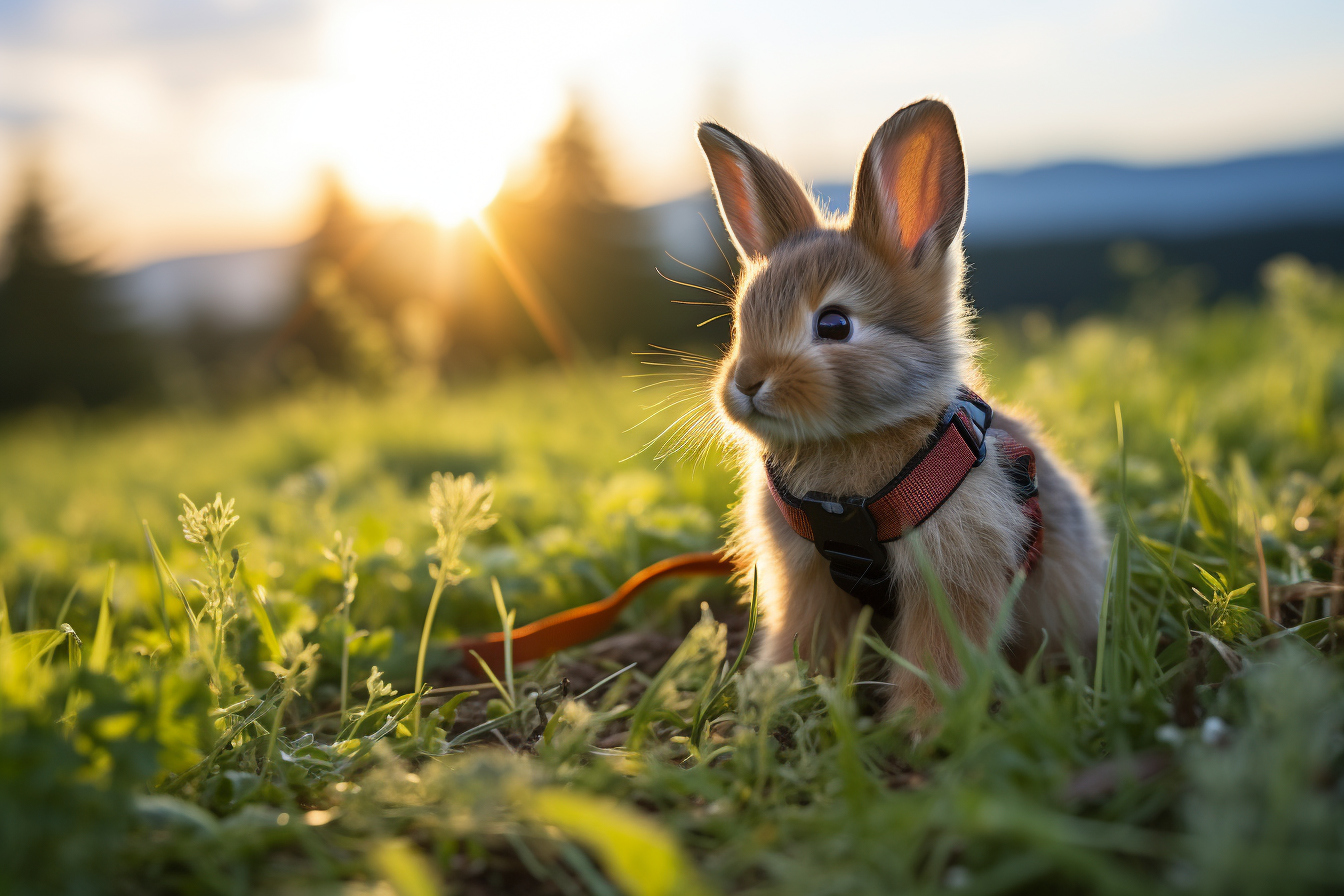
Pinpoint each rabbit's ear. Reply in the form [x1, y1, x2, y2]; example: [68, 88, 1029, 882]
[850, 99, 966, 268]
[697, 123, 819, 261]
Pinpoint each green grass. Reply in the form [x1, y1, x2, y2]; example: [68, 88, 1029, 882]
[2, 255, 1343, 895]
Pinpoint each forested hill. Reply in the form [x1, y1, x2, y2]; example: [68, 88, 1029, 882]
[110, 143, 1344, 330]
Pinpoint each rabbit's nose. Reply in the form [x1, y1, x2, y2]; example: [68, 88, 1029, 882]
[734, 357, 767, 397]
[735, 374, 765, 397]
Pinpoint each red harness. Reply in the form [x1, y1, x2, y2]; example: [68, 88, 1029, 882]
[764, 386, 1044, 615]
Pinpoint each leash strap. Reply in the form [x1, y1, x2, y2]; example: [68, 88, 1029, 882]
[454, 550, 734, 674]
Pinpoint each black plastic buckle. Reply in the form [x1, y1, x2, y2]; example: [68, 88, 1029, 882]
[1006, 454, 1038, 500]
[944, 394, 993, 468]
[798, 491, 894, 612]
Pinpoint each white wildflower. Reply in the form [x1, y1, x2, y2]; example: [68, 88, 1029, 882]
[178, 492, 239, 548]
[426, 473, 498, 585]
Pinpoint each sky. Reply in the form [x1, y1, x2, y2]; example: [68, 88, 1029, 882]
[1, 0, 1342, 270]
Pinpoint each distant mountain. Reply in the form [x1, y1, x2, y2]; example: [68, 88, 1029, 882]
[112, 144, 1344, 329]
[109, 243, 306, 330]
[652, 144, 1344, 261]
[959, 144, 1344, 245]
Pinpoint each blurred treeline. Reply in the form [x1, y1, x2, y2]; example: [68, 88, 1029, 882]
[0, 173, 155, 410]
[0, 106, 731, 413]
[5, 103, 1336, 416]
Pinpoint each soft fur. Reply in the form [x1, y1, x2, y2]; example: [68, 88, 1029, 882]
[698, 99, 1106, 719]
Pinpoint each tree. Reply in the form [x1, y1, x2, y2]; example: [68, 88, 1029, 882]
[0, 170, 150, 411]
[278, 172, 442, 387]
[454, 102, 681, 367]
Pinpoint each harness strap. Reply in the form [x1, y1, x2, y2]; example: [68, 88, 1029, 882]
[764, 387, 1043, 614]
[997, 433, 1045, 573]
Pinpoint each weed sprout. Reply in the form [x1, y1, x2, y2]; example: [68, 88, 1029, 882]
[414, 472, 498, 733]
[179, 492, 243, 700]
[323, 531, 359, 728]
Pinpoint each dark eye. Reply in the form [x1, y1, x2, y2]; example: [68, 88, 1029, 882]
[815, 308, 851, 341]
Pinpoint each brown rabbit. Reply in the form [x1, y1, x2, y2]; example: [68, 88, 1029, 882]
[697, 98, 1106, 719]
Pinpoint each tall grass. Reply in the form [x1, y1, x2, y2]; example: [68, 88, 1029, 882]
[1, 256, 1342, 894]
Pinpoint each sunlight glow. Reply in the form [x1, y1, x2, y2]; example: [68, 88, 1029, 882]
[317, 2, 564, 226]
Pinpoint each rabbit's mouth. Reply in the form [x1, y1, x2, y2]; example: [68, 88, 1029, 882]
[719, 381, 779, 434]
[742, 400, 783, 427]
[722, 388, 829, 446]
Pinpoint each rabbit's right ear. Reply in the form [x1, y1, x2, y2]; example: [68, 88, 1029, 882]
[850, 99, 966, 269]
[697, 123, 819, 262]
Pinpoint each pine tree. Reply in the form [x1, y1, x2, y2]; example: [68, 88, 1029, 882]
[463, 103, 674, 364]
[278, 172, 435, 386]
[0, 171, 149, 411]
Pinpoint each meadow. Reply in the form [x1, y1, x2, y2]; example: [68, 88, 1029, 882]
[2, 255, 1343, 895]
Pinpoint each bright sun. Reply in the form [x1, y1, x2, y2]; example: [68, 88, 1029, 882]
[317, 2, 564, 227]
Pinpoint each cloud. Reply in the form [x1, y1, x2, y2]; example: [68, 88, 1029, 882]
[0, 104, 50, 128]
[0, 0, 323, 101]
[1, 0, 1341, 269]
[0, 0, 315, 49]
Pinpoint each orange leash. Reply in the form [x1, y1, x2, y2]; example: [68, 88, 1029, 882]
[454, 550, 735, 674]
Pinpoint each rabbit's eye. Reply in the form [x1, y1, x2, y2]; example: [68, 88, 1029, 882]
[815, 308, 851, 341]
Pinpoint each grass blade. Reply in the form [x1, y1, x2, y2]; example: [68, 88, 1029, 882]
[0, 581, 9, 639]
[370, 838, 444, 896]
[143, 520, 197, 630]
[88, 562, 116, 674]
[492, 576, 515, 707]
[141, 520, 175, 642]
[573, 662, 638, 702]
[468, 650, 514, 710]
[1094, 535, 1119, 711]
[690, 567, 761, 749]
[414, 575, 448, 737]
[247, 587, 284, 663]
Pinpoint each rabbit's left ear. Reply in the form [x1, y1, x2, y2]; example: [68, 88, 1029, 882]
[698, 122, 819, 261]
[850, 99, 966, 268]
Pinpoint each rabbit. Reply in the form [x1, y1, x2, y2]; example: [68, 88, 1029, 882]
[696, 98, 1106, 720]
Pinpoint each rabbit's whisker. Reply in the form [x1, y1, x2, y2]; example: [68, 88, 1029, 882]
[637, 361, 712, 370]
[630, 377, 700, 392]
[699, 213, 737, 281]
[656, 268, 733, 301]
[664, 250, 736, 294]
[645, 344, 717, 361]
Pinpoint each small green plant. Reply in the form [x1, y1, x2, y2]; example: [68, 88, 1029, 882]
[415, 472, 498, 734]
[323, 531, 360, 728]
[1192, 564, 1258, 642]
[178, 492, 243, 701]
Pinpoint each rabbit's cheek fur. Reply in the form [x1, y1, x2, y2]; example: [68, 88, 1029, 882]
[753, 356, 834, 434]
